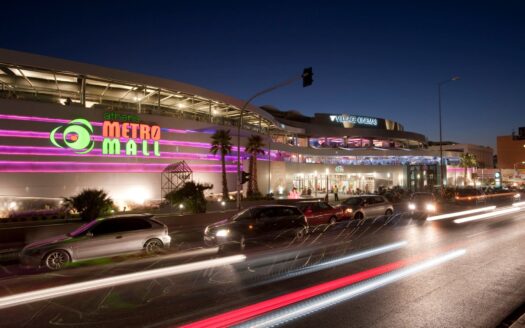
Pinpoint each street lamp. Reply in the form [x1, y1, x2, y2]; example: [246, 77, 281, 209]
[236, 68, 314, 209]
[438, 76, 460, 195]
[325, 168, 329, 201]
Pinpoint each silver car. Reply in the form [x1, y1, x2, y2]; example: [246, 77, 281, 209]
[339, 195, 394, 220]
[20, 214, 171, 270]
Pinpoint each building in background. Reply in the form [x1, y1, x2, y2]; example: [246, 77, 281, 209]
[0, 48, 465, 215]
[497, 128, 525, 185]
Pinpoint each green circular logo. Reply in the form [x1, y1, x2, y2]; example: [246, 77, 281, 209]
[50, 118, 94, 154]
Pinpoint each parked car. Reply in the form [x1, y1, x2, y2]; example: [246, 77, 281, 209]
[339, 195, 394, 220]
[297, 200, 346, 225]
[20, 214, 171, 270]
[204, 205, 308, 252]
[408, 192, 438, 214]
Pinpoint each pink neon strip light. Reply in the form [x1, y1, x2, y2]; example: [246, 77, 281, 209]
[0, 129, 244, 151]
[0, 145, 244, 161]
[0, 161, 240, 173]
[0, 114, 189, 134]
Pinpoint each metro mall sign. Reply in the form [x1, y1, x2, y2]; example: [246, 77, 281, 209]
[50, 117, 161, 157]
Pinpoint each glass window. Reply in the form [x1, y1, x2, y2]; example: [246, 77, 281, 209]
[372, 196, 384, 204]
[90, 220, 121, 236]
[344, 197, 363, 205]
[256, 208, 278, 222]
[231, 209, 252, 221]
[318, 202, 331, 209]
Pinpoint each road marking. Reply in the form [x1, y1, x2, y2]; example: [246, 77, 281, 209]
[427, 206, 496, 221]
[454, 207, 522, 224]
[0, 254, 245, 310]
[182, 249, 465, 328]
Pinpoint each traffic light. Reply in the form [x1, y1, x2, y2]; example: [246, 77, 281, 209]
[241, 171, 251, 184]
[302, 67, 313, 87]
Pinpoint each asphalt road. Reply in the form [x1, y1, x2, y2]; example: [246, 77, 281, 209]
[0, 205, 524, 328]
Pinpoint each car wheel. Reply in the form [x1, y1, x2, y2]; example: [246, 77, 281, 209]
[43, 250, 70, 271]
[385, 209, 393, 216]
[329, 216, 337, 225]
[144, 238, 164, 255]
[354, 212, 364, 220]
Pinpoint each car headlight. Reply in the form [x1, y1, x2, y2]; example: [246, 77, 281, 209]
[215, 229, 230, 237]
[514, 193, 521, 199]
[408, 203, 416, 210]
[425, 203, 436, 212]
[345, 208, 353, 213]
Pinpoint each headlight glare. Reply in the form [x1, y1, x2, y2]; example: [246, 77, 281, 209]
[215, 229, 230, 237]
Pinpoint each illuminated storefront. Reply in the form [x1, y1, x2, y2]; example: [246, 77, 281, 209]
[0, 48, 460, 212]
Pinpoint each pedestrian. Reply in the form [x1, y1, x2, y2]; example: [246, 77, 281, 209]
[334, 185, 339, 201]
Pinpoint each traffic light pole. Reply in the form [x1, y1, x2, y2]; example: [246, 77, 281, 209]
[236, 75, 304, 210]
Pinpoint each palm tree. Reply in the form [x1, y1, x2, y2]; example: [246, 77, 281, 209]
[210, 130, 232, 200]
[245, 135, 265, 197]
[459, 152, 477, 187]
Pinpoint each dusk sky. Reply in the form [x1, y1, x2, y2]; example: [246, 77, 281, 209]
[2, 1, 524, 149]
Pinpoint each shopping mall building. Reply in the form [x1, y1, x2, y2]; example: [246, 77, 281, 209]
[0, 48, 462, 210]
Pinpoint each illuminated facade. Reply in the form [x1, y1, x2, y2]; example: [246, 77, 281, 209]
[0, 48, 460, 209]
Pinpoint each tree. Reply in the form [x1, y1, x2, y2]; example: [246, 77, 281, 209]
[245, 135, 265, 197]
[63, 189, 114, 221]
[459, 152, 478, 187]
[165, 181, 212, 213]
[210, 129, 232, 200]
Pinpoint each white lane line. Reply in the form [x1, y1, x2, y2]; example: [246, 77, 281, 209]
[454, 207, 522, 224]
[427, 206, 496, 221]
[0, 254, 245, 310]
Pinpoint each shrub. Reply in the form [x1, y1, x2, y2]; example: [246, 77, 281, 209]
[63, 189, 114, 221]
[165, 182, 213, 214]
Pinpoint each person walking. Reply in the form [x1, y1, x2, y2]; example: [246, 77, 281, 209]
[334, 185, 339, 201]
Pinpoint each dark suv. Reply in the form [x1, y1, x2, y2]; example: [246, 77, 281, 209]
[204, 205, 308, 251]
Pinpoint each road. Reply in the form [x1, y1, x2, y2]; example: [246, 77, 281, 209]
[0, 204, 524, 327]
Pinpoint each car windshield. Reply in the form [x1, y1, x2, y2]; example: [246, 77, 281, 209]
[411, 193, 434, 201]
[68, 219, 99, 237]
[230, 208, 252, 221]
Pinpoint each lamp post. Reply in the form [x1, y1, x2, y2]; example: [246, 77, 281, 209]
[314, 170, 318, 198]
[438, 76, 460, 195]
[236, 68, 314, 210]
[325, 168, 329, 201]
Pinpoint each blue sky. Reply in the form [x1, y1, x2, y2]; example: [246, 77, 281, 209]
[2, 1, 525, 148]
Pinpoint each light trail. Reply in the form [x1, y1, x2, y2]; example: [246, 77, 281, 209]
[181, 249, 464, 328]
[453, 207, 522, 224]
[512, 201, 525, 207]
[250, 241, 407, 286]
[0, 254, 245, 310]
[234, 249, 466, 328]
[426, 206, 496, 221]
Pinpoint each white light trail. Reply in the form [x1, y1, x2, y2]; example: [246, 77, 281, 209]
[235, 249, 466, 328]
[253, 241, 408, 286]
[454, 207, 522, 224]
[426, 206, 496, 221]
[0, 254, 245, 310]
[512, 201, 525, 207]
